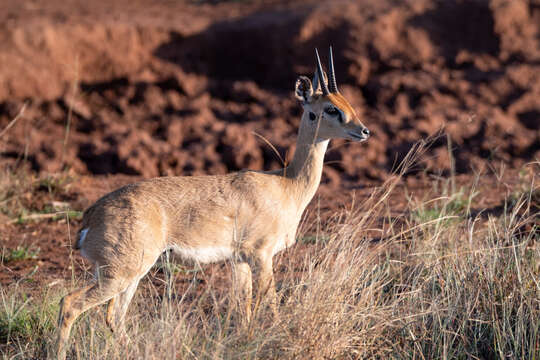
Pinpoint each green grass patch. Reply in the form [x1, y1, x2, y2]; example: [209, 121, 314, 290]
[0, 287, 59, 346]
[299, 233, 330, 245]
[1, 245, 40, 264]
[412, 186, 477, 225]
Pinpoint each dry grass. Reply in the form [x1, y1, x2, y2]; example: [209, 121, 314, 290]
[0, 156, 538, 359]
[0, 166, 80, 225]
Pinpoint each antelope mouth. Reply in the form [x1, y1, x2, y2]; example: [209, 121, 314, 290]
[347, 131, 369, 142]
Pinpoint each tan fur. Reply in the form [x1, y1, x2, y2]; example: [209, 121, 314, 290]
[56, 75, 369, 360]
[328, 93, 358, 120]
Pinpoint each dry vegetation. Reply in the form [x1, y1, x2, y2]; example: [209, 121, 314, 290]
[1, 147, 538, 359]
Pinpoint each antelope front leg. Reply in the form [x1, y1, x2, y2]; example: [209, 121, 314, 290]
[232, 261, 253, 325]
[252, 254, 278, 320]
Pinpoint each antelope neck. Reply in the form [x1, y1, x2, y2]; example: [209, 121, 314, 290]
[285, 118, 329, 209]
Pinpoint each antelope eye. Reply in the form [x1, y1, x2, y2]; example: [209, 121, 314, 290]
[324, 107, 338, 116]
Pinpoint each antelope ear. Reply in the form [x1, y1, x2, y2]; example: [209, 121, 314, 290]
[295, 76, 313, 103]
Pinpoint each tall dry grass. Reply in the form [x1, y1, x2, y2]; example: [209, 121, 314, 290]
[0, 150, 538, 359]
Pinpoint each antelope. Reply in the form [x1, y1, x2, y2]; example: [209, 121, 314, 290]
[56, 47, 370, 359]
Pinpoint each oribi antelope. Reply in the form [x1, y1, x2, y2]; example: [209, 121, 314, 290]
[56, 47, 370, 360]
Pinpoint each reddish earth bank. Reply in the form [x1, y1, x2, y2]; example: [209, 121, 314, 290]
[0, 0, 538, 185]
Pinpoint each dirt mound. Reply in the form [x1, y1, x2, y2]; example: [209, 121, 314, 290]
[1, 0, 539, 185]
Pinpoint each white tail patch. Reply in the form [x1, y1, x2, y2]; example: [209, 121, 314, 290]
[76, 228, 90, 260]
[169, 245, 233, 264]
[78, 228, 89, 246]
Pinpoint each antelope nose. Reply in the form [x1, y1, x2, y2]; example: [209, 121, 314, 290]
[362, 127, 370, 137]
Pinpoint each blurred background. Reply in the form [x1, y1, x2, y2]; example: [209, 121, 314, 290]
[0, 0, 539, 187]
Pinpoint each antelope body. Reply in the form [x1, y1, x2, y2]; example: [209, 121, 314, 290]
[56, 48, 370, 359]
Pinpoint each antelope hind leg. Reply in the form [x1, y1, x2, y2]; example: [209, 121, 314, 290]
[56, 278, 128, 360]
[106, 279, 140, 334]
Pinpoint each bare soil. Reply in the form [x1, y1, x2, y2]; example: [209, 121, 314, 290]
[0, 0, 539, 289]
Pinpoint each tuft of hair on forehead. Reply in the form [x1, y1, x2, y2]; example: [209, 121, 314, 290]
[327, 93, 357, 118]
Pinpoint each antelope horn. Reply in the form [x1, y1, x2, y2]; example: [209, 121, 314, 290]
[328, 46, 338, 93]
[315, 48, 329, 95]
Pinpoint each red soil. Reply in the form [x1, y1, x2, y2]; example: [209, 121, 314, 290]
[0, 0, 539, 288]
[1, 0, 538, 182]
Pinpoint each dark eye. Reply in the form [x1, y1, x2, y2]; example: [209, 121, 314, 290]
[309, 112, 316, 121]
[325, 107, 339, 116]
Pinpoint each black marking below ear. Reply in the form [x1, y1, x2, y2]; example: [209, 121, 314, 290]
[309, 112, 316, 121]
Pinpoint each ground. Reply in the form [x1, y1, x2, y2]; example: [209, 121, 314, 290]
[1, 167, 537, 293]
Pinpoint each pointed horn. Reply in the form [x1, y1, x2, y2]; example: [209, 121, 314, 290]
[315, 48, 329, 95]
[328, 46, 338, 93]
[312, 69, 320, 92]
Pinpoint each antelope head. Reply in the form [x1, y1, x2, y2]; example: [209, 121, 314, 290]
[295, 47, 370, 142]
